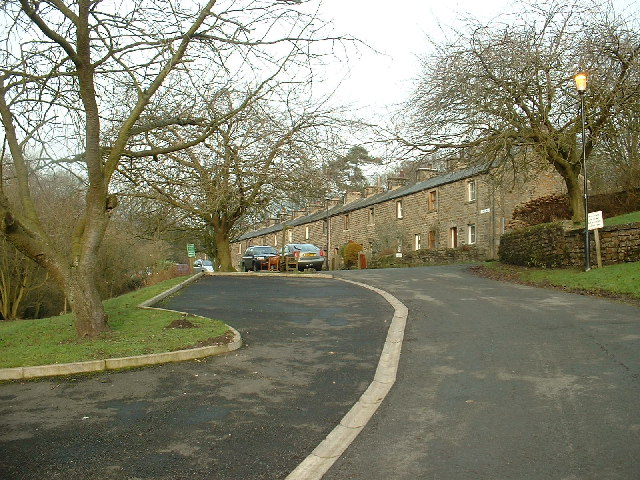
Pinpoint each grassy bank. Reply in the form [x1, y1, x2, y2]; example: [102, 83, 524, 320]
[478, 261, 640, 302]
[604, 210, 640, 227]
[0, 276, 230, 369]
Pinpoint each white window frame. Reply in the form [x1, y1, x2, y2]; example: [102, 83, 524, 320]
[305, 226, 310, 240]
[287, 230, 293, 242]
[468, 224, 476, 245]
[467, 180, 477, 202]
[396, 200, 403, 219]
[368, 207, 375, 225]
[414, 234, 421, 250]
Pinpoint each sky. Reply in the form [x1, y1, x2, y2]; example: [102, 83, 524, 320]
[311, 0, 640, 124]
[313, 0, 513, 120]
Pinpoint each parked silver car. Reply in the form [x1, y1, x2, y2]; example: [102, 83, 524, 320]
[193, 259, 214, 273]
[282, 243, 325, 271]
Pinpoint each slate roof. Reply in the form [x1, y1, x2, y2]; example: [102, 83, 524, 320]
[237, 163, 490, 241]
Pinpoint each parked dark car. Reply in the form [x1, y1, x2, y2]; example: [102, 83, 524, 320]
[282, 243, 325, 271]
[241, 245, 279, 271]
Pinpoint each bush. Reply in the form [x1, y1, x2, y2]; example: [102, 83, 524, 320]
[342, 241, 363, 269]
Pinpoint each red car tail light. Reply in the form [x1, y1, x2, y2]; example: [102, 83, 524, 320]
[319, 249, 325, 257]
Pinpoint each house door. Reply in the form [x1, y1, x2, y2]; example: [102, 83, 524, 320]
[450, 227, 458, 248]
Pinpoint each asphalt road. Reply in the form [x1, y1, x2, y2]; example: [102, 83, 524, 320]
[0, 275, 392, 480]
[326, 266, 640, 479]
[1, 267, 639, 479]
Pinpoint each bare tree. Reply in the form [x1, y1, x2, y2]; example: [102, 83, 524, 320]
[402, 0, 640, 222]
[0, 0, 344, 337]
[120, 90, 344, 271]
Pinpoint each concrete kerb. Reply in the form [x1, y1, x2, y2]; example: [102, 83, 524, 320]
[0, 273, 242, 381]
[285, 278, 409, 480]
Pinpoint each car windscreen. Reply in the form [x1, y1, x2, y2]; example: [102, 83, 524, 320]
[254, 247, 277, 255]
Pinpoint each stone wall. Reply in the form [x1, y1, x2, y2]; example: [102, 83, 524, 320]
[369, 246, 486, 269]
[499, 222, 640, 267]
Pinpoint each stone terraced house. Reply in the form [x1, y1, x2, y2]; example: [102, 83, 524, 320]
[231, 163, 565, 270]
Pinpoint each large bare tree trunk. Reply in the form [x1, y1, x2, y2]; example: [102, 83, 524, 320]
[66, 269, 109, 338]
[565, 174, 585, 224]
[215, 226, 235, 272]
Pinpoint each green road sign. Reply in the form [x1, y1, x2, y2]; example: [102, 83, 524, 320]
[187, 244, 196, 257]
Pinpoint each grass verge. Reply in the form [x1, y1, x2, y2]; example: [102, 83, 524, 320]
[0, 276, 230, 369]
[604, 210, 640, 227]
[474, 261, 640, 303]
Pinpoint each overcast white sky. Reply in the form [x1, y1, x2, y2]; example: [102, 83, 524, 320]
[311, 0, 640, 122]
[313, 0, 512, 119]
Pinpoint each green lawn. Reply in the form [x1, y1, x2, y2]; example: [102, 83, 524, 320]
[522, 262, 640, 297]
[604, 210, 640, 227]
[0, 276, 230, 369]
[483, 261, 640, 300]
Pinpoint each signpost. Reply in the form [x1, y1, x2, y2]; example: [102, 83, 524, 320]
[588, 211, 604, 231]
[187, 244, 196, 273]
[587, 211, 604, 269]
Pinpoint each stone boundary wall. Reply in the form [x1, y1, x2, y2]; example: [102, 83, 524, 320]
[369, 246, 487, 269]
[499, 222, 640, 267]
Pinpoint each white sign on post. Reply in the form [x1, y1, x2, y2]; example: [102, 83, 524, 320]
[588, 211, 604, 231]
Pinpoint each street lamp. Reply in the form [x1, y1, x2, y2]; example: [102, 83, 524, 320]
[324, 197, 331, 270]
[574, 72, 590, 271]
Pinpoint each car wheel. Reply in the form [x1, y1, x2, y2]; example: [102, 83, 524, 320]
[253, 262, 259, 272]
[243, 263, 249, 272]
[314, 266, 322, 271]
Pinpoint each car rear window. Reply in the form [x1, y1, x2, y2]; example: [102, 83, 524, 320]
[254, 247, 277, 254]
[294, 244, 318, 252]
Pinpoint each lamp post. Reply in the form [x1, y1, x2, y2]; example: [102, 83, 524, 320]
[325, 197, 330, 270]
[574, 72, 590, 271]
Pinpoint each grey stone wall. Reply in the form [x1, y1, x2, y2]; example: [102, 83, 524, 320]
[499, 222, 640, 267]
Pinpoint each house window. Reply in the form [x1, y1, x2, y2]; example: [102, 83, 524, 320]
[449, 227, 458, 248]
[287, 230, 293, 242]
[274, 234, 278, 246]
[467, 180, 477, 202]
[397, 238, 403, 253]
[396, 200, 403, 219]
[238, 243, 242, 254]
[468, 224, 476, 245]
[428, 230, 436, 249]
[344, 214, 350, 230]
[414, 234, 421, 250]
[428, 190, 437, 211]
[305, 226, 310, 240]
[368, 207, 375, 225]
